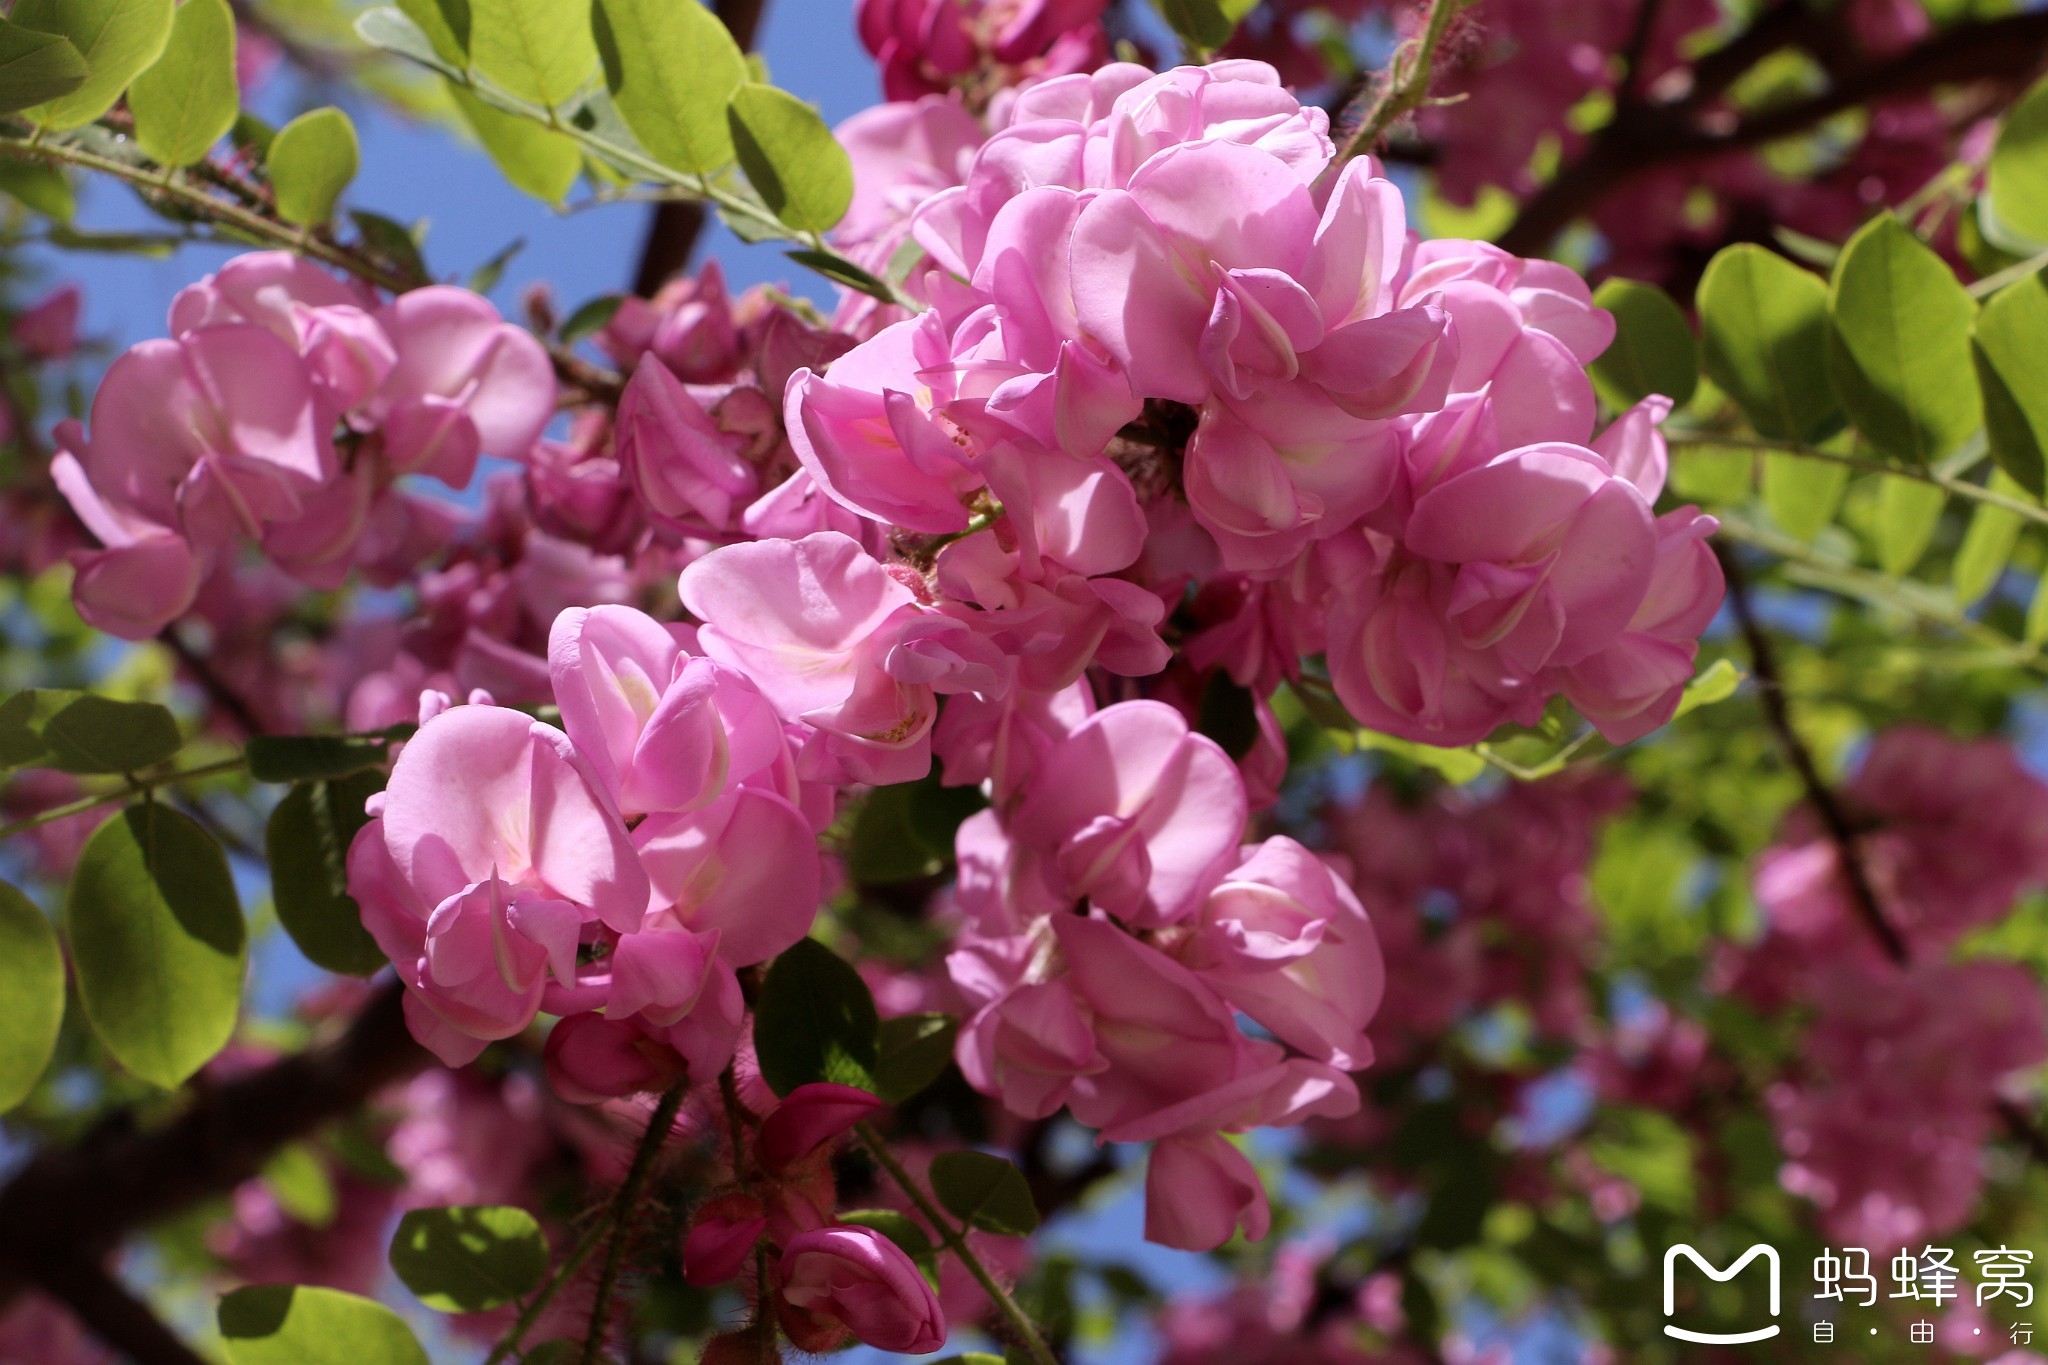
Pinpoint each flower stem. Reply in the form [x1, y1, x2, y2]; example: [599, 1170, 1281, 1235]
[0, 756, 248, 841]
[578, 1084, 687, 1365]
[1329, 0, 1471, 170]
[853, 1122, 1060, 1365]
[482, 1216, 609, 1365]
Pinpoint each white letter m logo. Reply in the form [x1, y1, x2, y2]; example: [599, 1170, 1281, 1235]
[1663, 1244, 1781, 1344]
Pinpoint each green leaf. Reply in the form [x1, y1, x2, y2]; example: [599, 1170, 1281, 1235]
[754, 938, 878, 1096]
[1354, 731, 1487, 784]
[450, 84, 582, 204]
[2027, 564, 2048, 646]
[9, 0, 169, 129]
[784, 248, 895, 302]
[875, 1012, 958, 1104]
[930, 1150, 1038, 1236]
[727, 83, 853, 234]
[1973, 268, 2048, 498]
[592, 0, 744, 175]
[1672, 659, 1742, 719]
[267, 772, 387, 976]
[262, 1143, 338, 1227]
[0, 17, 86, 116]
[1988, 74, 2048, 247]
[218, 1284, 429, 1365]
[351, 209, 431, 283]
[838, 1208, 939, 1284]
[558, 292, 624, 343]
[1153, 0, 1234, 49]
[66, 803, 244, 1088]
[0, 880, 63, 1113]
[468, 0, 595, 111]
[1589, 278, 1698, 409]
[1826, 214, 1980, 466]
[389, 1205, 548, 1313]
[1695, 244, 1840, 444]
[465, 235, 524, 293]
[394, 0, 468, 63]
[269, 107, 359, 225]
[246, 735, 388, 784]
[1872, 475, 1945, 576]
[127, 0, 236, 167]
[0, 160, 75, 219]
[1760, 452, 1849, 542]
[1667, 441, 1753, 503]
[357, 4, 459, 73]
[0, 689, 181, 773]
[1953, 473, 2029, 608]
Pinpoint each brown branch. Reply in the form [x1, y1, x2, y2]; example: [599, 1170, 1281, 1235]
[630, 0, 770, 297]
[37, 1256, 210, 1365]
[1498, 10, 2048, 255]
[1713, 541, 1909, 964]
[0, 978, 430, 1301]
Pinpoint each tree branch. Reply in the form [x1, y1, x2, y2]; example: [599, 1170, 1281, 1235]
[1498, 10, 2048, 254]
[0, 978, 430, 1300]
[36, 1256, 210, 1365]
[630, 0, 770, 297]
[1713, 541, 1910, 963]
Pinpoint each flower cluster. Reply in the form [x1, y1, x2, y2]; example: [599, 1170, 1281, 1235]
[1728, 726, 2048, 1250]
[945, 698, 1379, 1250]
[51, 252, 553, 639]
[351, 602, 828, 1079]
[856, 0, 1110, 102]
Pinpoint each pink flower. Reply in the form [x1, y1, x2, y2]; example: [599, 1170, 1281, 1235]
[371, 286, 555, 477]
[614, 355, 759, 535]
[542, 1011, 684, 1104]
[599, 259, 741, 383]
[1144, 1132, 1269, 1251]
[1182, 837, 1385, 1070]
[758, 1083, 883, 1174]
[350, 704, 647, 1063]
[777, 1224, 948, 1354]
[15, 284, 80, 360]
[1004, 700, 1247, 927]
[547, 604, 727, 817]
[857, 0, 1108, 101]
[683, 1193, 767, 1286]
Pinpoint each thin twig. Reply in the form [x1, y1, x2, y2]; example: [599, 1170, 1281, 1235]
[1714, 541, 1909, 961]
[1327, 0, 1470, 172]
[484, 1215, 611, 1365]
[854, 1122, 1060, 1365]
[1668, 433, 2048, 529]
[579, 1085, 686, 1365]
[159, 626, 266, 737]
[0, 756, 249, 841]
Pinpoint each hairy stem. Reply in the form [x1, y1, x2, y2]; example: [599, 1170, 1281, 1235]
[1328, 0, 1470, 171]
[483, 1215, 611, 1365]
[854, 1122, 1060, 1365]
[578, 1084, 687, 1365]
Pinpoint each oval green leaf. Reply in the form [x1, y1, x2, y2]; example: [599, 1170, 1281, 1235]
[1760, 452, 1849, 542]
[389, 1204, 549, 1312]
[1872, 474, 1946, 576]
[0, 880, 64, 1113]
[755, 938, 878, 1096]
[1954, 482, 2026, 610]
[66, 803, 245, 1088]
[9, 0, 170, 129]
[1696, 244, 1840, 445]
[875, 1012, 958, 1104]
[267, 772, 387, 976]
[1589, 277, 1698, 410]
[0, 689, 181, 774]
[269, 106, 360, 225]
[1988, 74, 2048, 248]
[0, 16, 86, 115]
[468, 0, 595, 111]
[727, 83, 853, 235]
[1973, 268, 2048, 498]
[128, 0, 236, 167]
[218, 1284, 429, 1365]
[930, 1150, 1038, 1237]
[1826, 214, 1980, 466]
[450, 84, 582, 205]
[593, 0, 744, 175]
